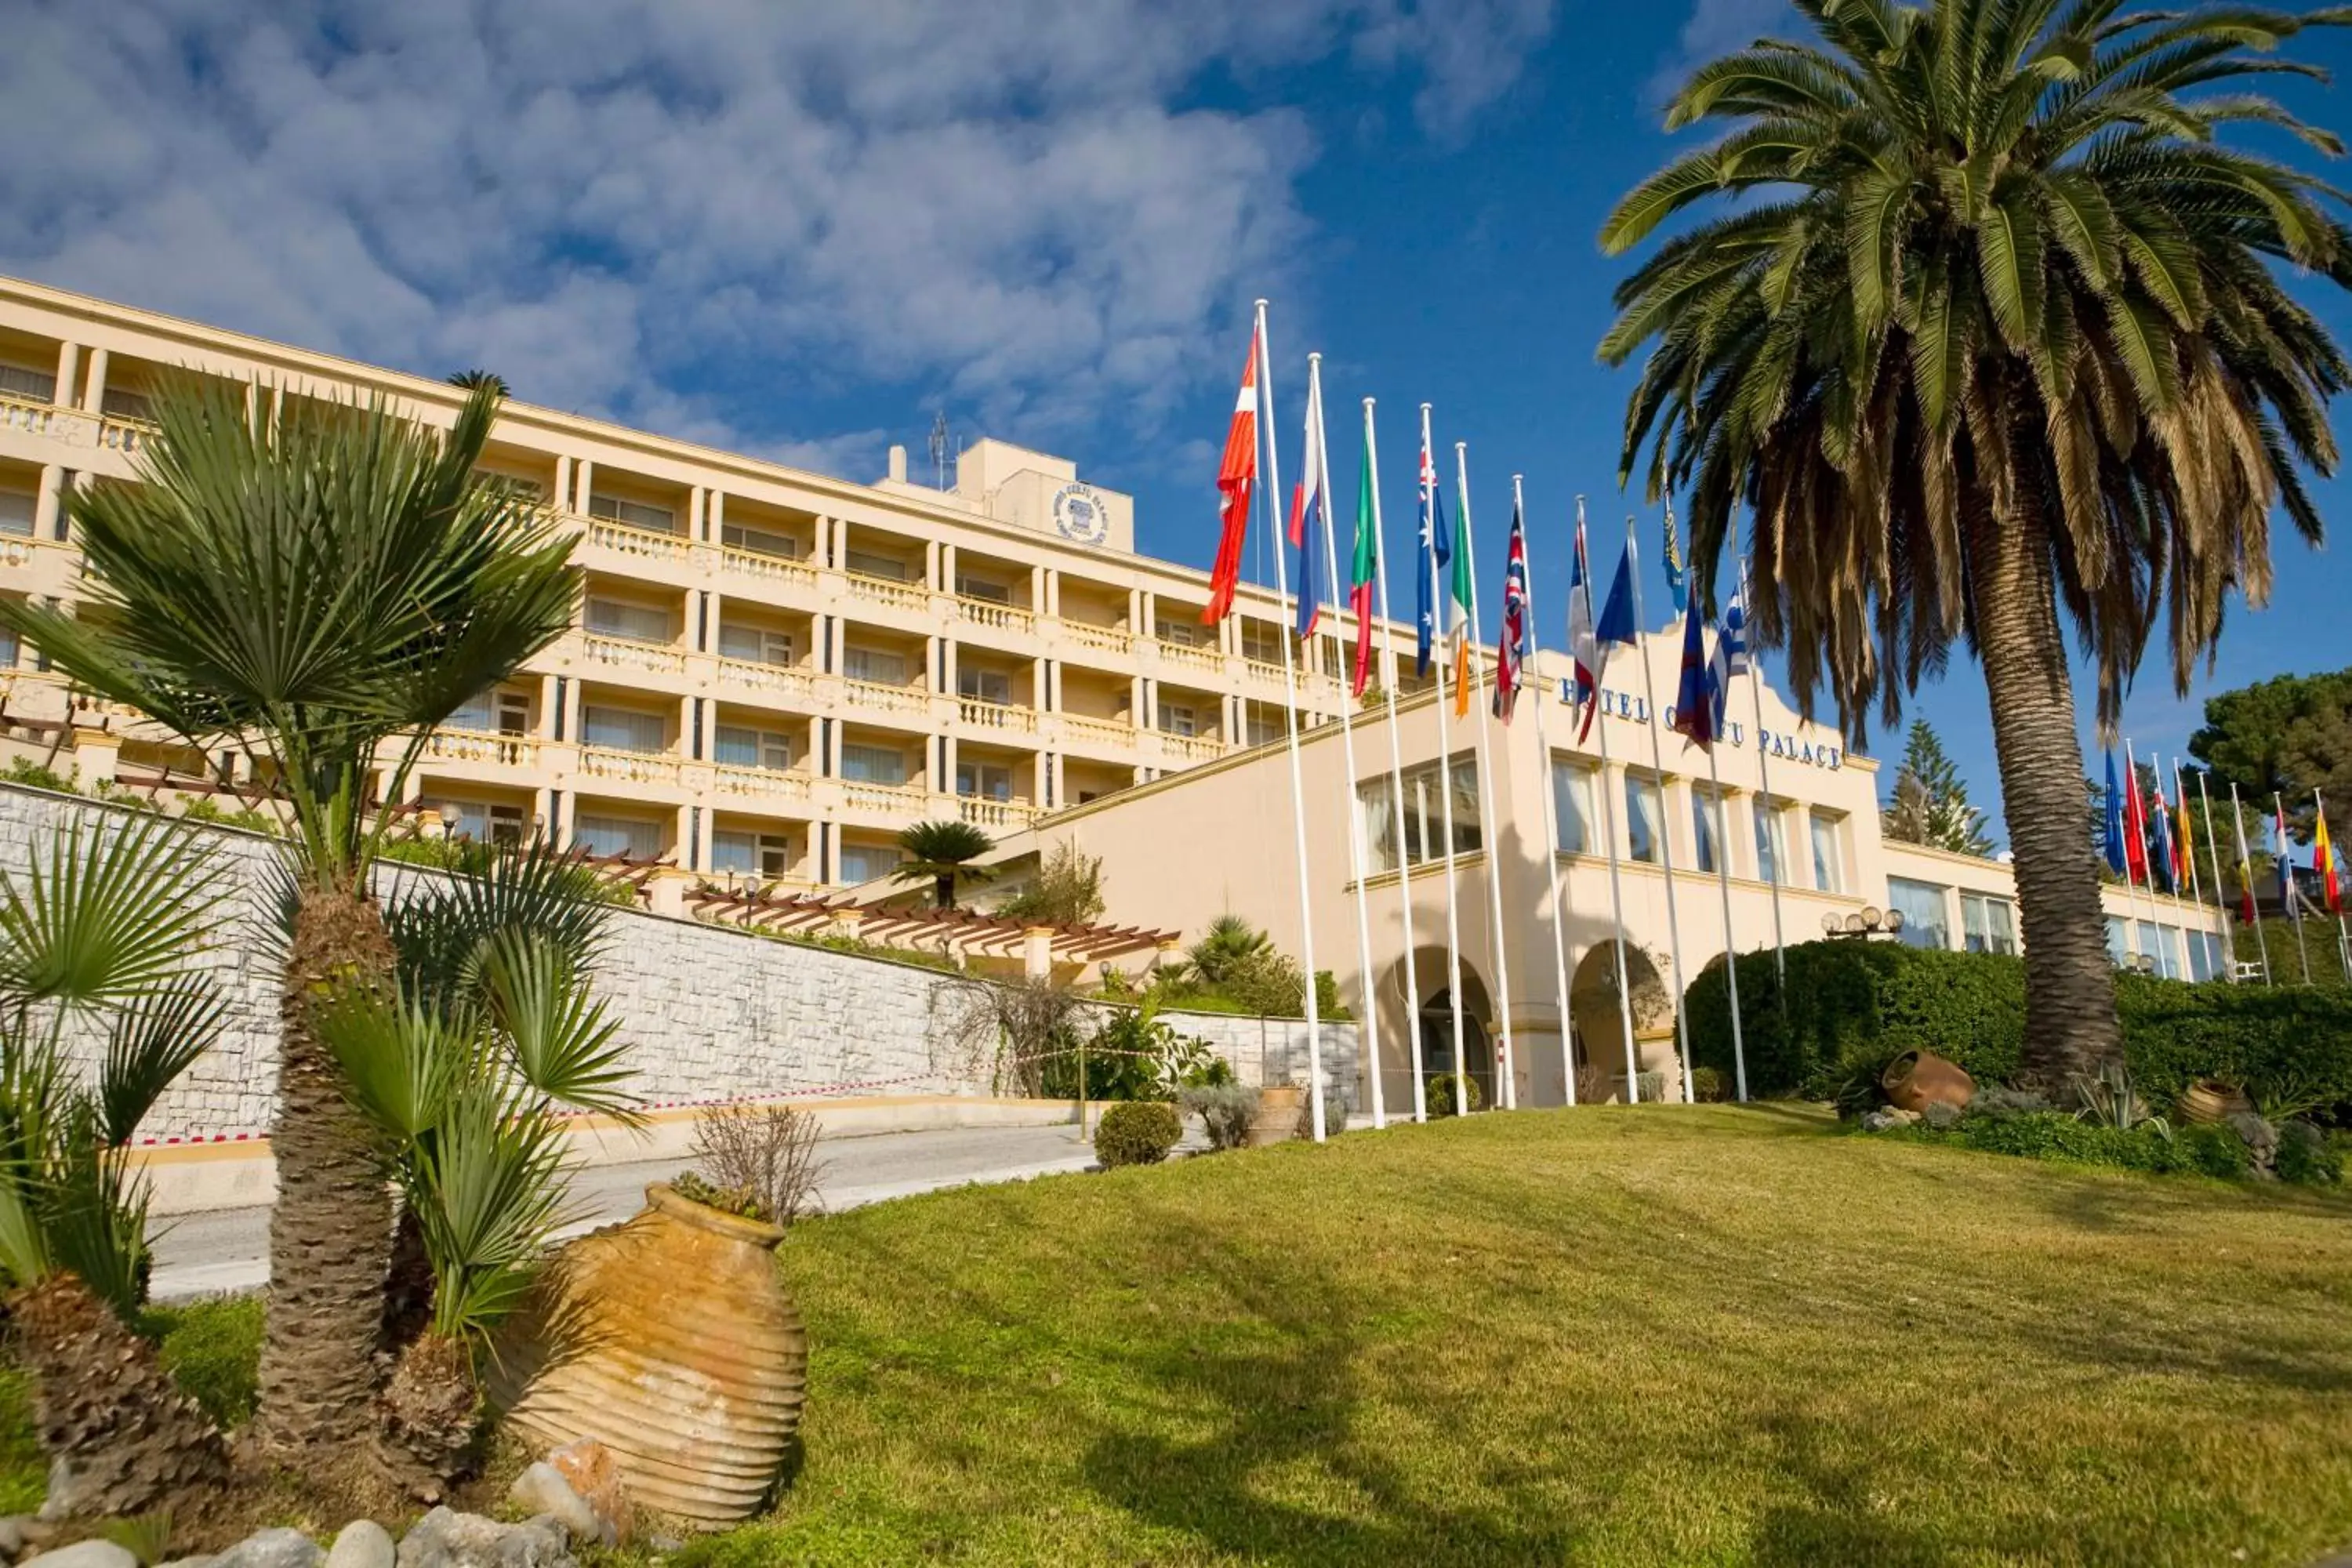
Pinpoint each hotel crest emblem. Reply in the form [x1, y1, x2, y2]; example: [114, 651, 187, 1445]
[1052, 481, 1109, 545]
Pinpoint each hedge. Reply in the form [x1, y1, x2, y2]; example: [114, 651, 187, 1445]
[1686, 939, 2352, 1116]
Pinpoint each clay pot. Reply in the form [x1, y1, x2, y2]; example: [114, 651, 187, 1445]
[1249, 1084, 1305, 1147]
[2178, 1078, 2252, 1126]
[1881, 1050, 1974, 1113]
[491, 1185, 808, 1529]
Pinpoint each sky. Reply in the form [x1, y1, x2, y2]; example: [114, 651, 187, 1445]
[2, 0, 2350, 847]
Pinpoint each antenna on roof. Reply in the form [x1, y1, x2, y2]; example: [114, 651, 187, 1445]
[929, 410, 950, 490]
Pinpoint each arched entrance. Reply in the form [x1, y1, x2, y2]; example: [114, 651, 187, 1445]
[1373, 946, 1498, 1114]
[1568, 939, 1677, 1102]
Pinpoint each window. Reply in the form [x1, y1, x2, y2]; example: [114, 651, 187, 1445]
[585, 598, 671, 644]
[447, 688, 529, 735]
[1355, 757, 1482, 873]
[1888, 877, 1951, 949]
[2136, 921, 2175, 976]
[441, 800, 524, 845]
[100, 387, 153, 423]
[1246, 711, 1283, 747]
[1624, 774, 1664, 865]
[0, 364, 56, 403]
[1550, 759, 1595, 856]
[1158, 700, 1196, 737]
[840, 743, 907, 785]
[718, 624, 793, 666]
[839, 843, 902, 883]
[958, 667, 1012, 704]
[581, 706, 666, 753]
[956, 762, 1013, 801]
[2186, 927, 2214, 982]
[475, 470, 543, 502]
[722, 522, 797, 559]
[0, 627, 17, 668]
[714, 725, 791, 771]
[2204, 931, 2230, 981]
[712, 829, 793, 878]
[574, 815, 661, 860]
[1240, 622, 1283, 664]
[2107, 915, 2132, 967]
[843, 646, 906, 685]
[588, 494, 676, 533]
[844, 549, 908, 582]
[1753, 797, 1788, 885]
[1811, 811, 1845, 893]
[1156, 618, 1202, 648]
[0, 490, 34, 538]
[955, 574, 1011, 604]
[1692, 786, 1724, 876]
[1962, 893, 2017, 955]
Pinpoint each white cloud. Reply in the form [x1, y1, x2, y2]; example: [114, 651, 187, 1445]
[0, 0, 1555, 477]
[1647, 0, 1795, 111]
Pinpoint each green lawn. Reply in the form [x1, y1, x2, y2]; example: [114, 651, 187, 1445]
[691, 1105, 2352, 1567]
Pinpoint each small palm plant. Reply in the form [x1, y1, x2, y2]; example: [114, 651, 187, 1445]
[1186, 914, 1272, 985]
[321, 838, 640, 1499]
[0, 815, 232, 1515]
[890, 820, 997, 909]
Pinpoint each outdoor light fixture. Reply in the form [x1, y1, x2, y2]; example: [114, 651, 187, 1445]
[1824, 907, 1904, 940]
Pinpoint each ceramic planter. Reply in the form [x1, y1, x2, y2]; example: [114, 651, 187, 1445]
[1248, 1083, 1304, 1146]
[1881, 1049, 1974, 1112]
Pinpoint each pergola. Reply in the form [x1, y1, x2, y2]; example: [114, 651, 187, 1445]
[684, 881, 1177, 975]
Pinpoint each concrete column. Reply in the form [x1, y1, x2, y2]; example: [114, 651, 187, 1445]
[675, 805, 696, 871]
[940, 543, 958, 595]
[552, 456, 572, 513]
[826, 718, 844, 776]
[556, 789, 578, 846]
[1044, 568, 1060, 618]
[31, 466, 61, 541]
[81, 348, 107, 413]
[1029, 564, 1044, 612]
[533, 786, 555, 840]
[565, 678, 586, 743]
[73, 735, 120, 788]
[1031, 655, 1045, 712]
[1051, 752, 1067, 806]
[1131, 674, 1146, 728]
[539, 675, 561, 739]
[53, 344, 78, 409]
[709, 489, 726, 544]
[696, 802, 716, 869]
[829, 615, 846, 672]
[943, 639, 960, 700]
[705, 589, 724, 655]
[575, 459, 595, 514]
[1022, 926, 1055, 981]
[688, 486, 706, 544]
[926, 539, 943, 590]
[1140, 591, 1157, 638]
[1127, 588, 1142, 633]
[942, 735, 960, 797]
[1034, 752, 1051, 808]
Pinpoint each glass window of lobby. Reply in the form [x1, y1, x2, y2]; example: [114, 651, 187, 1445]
[1358, 757, 1482, 873]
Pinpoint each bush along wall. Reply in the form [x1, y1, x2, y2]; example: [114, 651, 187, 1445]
[2113, 975, 2352, 1119]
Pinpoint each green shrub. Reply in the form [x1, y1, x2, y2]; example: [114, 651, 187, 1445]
[1426, 1073, 1483, 1118]
[2276, 1121, 2343, 1186]
[2, 757, 79, 795]
[2114, 976, 2352, 1121]
[1095, 1101, 1181, 1167]
[136, 1294, 263, 1430]
[2176, 1122, 2256, 1181]
[1180, 1082, 1261, 1150]
[670, 1169, 774, 1223]
[1689, 1065, 1728, 1103]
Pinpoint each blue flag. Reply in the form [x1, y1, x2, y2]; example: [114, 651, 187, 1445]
[1595, 539, 1639, 647]
[2103, 753, 2127, 874]
[1668, 596, 1719, 750]
[1413, 431, 1443, 675]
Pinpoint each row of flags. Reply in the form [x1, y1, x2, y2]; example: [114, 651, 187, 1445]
[2104, 751, 2345, 924]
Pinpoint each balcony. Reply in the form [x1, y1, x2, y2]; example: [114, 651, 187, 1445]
[846, 572, 927, 614]
[713, 765, 812, 804]
[425, 729, 539, 768]
[579, 746, 681, 786]
[716, 659, 814, 703]
[1060, 621, 1132, 659]
[1245, 659, 1289, 687]
[958, 698, 1037, 736]
[958, 796, 1039, 830]
[97, 416, 154, 454]
[1156, 640, 1223, 678]
[1058, 713, 1138, 751]
[843, 679, 928, 717]
[0, 394, 74, 441]
[721, 546, 817, 590]
[1160, 731, 1223, 764]
[584, 516, 691, 564]
[583, 633, 687, 678]
[841, 778, 924, 814]
[953, 595, 1034, 636]
[0, 537, 38, 571]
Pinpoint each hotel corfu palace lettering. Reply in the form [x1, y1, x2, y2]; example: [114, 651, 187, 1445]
[1555, 680, 1844, 771]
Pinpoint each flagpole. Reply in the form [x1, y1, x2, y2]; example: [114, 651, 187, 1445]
[2274, 789, 2312, 985]
[1307, 356, 1382, 1131]
[2123, 739, 2172, 979]
[2192, 764, 2234, 983]
[1255, 301, 1327, 1142]
[1735, 546, 1788, 987]
[1515, 474, 1577, 1106]
[2172, 758, 2212, 980]
[1703, 710, 1749, 1102]
[1422, 404, 1470, 1116]
[1623, 514, 1694, 1102]
[2316, 788, 2348, 985]
[2232, 781, 2273, 985]
[1581, 501, 1643, 1102]
[1363, 399, 1426, 1123]
[1455, 442, 1518, 1110]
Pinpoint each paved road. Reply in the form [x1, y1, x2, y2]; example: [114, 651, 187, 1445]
[147, 1122, 1102, 1301]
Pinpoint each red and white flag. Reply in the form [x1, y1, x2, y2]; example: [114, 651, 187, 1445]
[1204, 327, 1259, 624]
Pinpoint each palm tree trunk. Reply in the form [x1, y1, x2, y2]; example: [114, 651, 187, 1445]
[937, 872, 954, 909]
[1969, 503, 2124, 1086]
[250, 882, 397, 1458]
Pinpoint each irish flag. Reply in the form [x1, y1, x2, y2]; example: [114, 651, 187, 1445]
[1349, 415, 1377, 698]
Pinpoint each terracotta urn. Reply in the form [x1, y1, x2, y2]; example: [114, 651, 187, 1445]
[2178, 1078, 2252, 1125]
[1249, 1083, 1305, 1147]
[490, 1185, 808, 1529]
[1881, 1049, 1974, 1113]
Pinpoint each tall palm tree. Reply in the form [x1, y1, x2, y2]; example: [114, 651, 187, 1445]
[890, 819, 997, 909]
[0, 377, 578, 1456]
[1600, 0, 2350, 1081]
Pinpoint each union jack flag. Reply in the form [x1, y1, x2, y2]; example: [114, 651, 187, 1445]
[1494, 495, 1530, 722]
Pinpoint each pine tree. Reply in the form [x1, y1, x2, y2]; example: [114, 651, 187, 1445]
[1885, 720, 1995, 857]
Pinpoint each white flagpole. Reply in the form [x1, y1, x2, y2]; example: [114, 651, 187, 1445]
[2174, 758, 2215, 981]
[2192, 765, 2234, 983]
[2231, 781, 2274, 985]
[1363, 401, 1426, 1123]
[1583, 500, 1642, 1102]
[1307, 357, 1383, 1131]
[1736, 547, 1788, 985]
[2124, 739, 2173, 979]
[1703, 711, 1749, 1102]
[2278, 789, 2314, 985]
[1455, 442, 1518, 1110]
[1515, 474, 1577, 1106]
[1422, 405, 1470, 1116]
[1623, 515, 1693, 1103]
[1256, 302, 1327, 1142]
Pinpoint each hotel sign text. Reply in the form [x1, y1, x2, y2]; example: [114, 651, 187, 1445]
[1555, 681, 1844, 771]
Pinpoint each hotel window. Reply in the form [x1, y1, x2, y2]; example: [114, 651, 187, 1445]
[100, 387, 154, 423]
[441, 800, 524, 845]
[0, 627, 17, 668]
[1158, 700, 1197, 737]
[714, 725, 791, 771]
[843, 646, 907, 685]
[1355, 757, 1479, 870]
[1888, 877, 1951, 949]
[844, 548, 909, 582]
[958, 666, 1013, 705]
[1246, 710, 1283, 747]
[2106, 915, 2132, 967]
[1810, 811, 1846, 892]
[2185, 927, 2214, 982]
[840, 743, 907, 786]
[1240, 622, 1284, 665]
[1962, 893, 2017, 955]
[574, 815, 662, 860]
[1624, 774, 1664, 865]
[2136, 921, 2176, 975]
[0, 489, 34, 538]
[588, 494, 676, 534]
[712, 829, 793, 879]
[446, 688, 529, 735]
[0, 364, 56, 403]
[1692, 786, 1726, 876]
[955, 573, 1011, 604]
[957, 761, 1014, 801]
[1753, 797, 1788, 885]
[1156, 616, 1203, 648]
[1356, 779, 1401, 874]
[839, 843, 903, 883]
[474, 471, 543, 502]
[722, 522, 797, 559]
[581, 706, 666, 754]
[585, 598, 671, 644]
[1549, 758, 1595, 856]
[718, 624, 793, 666]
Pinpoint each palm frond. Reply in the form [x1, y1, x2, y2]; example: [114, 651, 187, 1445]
[405, 1084, 570, 1345]
[384, 835, 615, 1012]
[0, 815, 224, 1014]
[472, 931, 639, 1124]
[313, 986, 470, 1149]
[98, 976, 226, 1146]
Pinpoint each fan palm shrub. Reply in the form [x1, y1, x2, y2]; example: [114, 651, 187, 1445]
[1186, 914, 1272, 985]
[0, 375, 579, 1456]
[891, 819, 997, 908]
[1602, 0, 2352, 1082]
[0, 815, 232, 1515]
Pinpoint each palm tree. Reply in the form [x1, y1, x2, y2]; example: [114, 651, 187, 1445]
[1187, 913, 1272, 985]
[1600, 0, 2350, 1082]
[445, 368, 512, 399]
[0, 376, 579, 1457]
[891, 819, 997, 909]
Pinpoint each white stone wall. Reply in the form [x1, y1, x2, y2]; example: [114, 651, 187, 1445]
[0, 782, 1356, 1139]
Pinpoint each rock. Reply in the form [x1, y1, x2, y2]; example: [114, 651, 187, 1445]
[156, 1558, 216, 1568]
[0, 1517, 29, 1563]
[394, 1508, 573, 1568]
[544, 1440, 632, 1548]
[212, 1529, 324, 1568]
[1886, 1106, 1922, 1126]
[506, 1468, 601, 1549]
[1861, 1107, 1920, 1133]
[20, 1544, 137, 1568]
[2227, 1111, 2279, 1174]
[1922, 1100, 1962, 1131]
[324, 1522, 395, 1568]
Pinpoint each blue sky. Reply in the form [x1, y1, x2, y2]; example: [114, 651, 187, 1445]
[4, 0, 2350, 844]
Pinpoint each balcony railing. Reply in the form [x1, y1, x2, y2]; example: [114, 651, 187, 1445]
[713, 765, 812, 803]
[958, 698, 1037, 735]
[1245, 659, 1288, 686]
[585, 517, 691, 563]
[958, 796, 1039, 830]
[1156, 640, 1223, 677]
[0, 395, 70, 440]
[716, 659, 814, 702]
[721, 547, 817, 589]
[1058, 713, 1138, 750]
[1160, 731, 1223, 764]
[579, 746, 681, 786]
[845, 572, 927, 614]
[841, 779, 924, 814]
[844, 678, 928, 716]
[1060, 620, 1132, 658]
[98, 416, 154, 453]
[954, 596, 1034, 636]
[0, 537, 37, 570]
[583, 633, 688, 677]
[426, 728, 539, 768]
